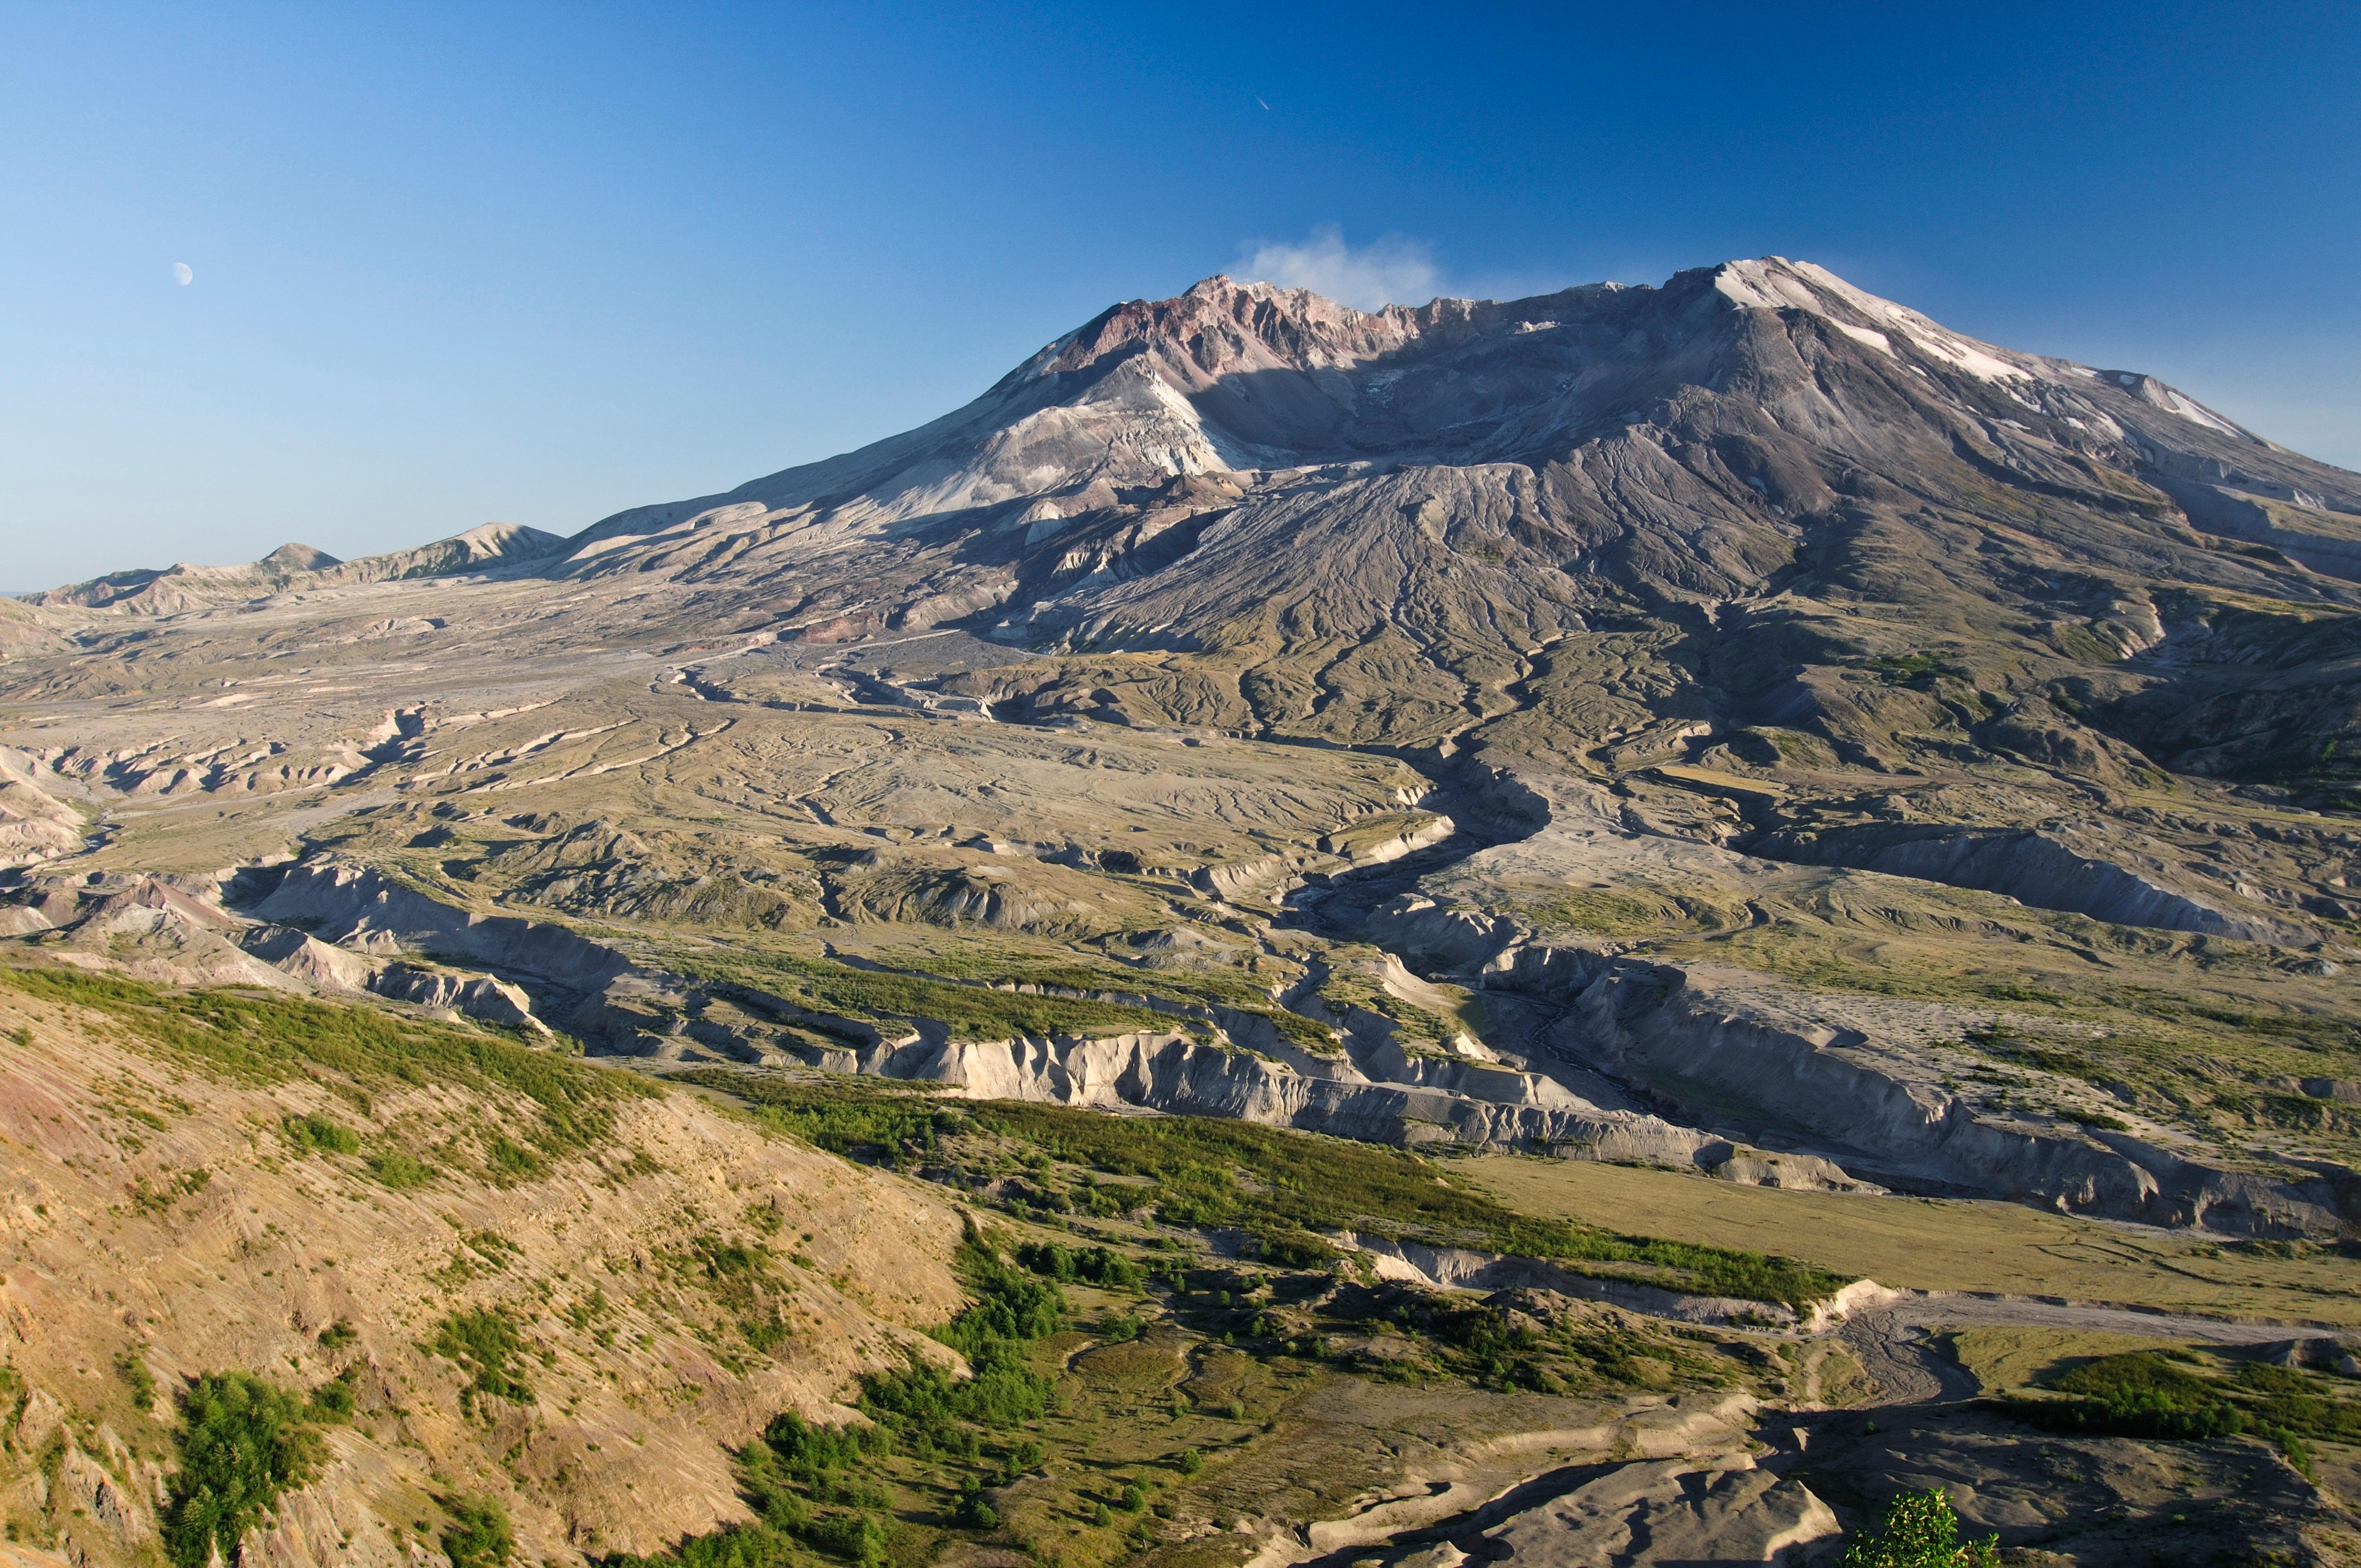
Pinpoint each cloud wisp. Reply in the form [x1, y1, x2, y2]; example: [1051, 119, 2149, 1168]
[1229, 226, 1440, 311]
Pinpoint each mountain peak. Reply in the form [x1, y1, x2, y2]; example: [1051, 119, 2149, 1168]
[261, 541, 342, 572]
[1030, 272, 1418, 387]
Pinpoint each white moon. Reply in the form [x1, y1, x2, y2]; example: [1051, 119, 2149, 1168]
[172, 262, 193, 286]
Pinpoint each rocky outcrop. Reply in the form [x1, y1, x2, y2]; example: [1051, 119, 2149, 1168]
[235, 922, 380, 989]
[225, 862, 1775, 1164]
[799, 1026, 1725, 1162]
[1357, 886, 2357, 1235]
[366, 963, 546, 1032]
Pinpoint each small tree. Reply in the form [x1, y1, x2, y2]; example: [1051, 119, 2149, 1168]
[441, 1496, 514, 1568]
[1842, 1489, 1999, 1568]
[162, 1373, 324, 1568]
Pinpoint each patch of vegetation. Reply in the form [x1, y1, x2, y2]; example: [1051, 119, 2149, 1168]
[682, 953, 1185, 1044]
[1866, 653, 1972, 687]
[696, 1074, 1846, 1307]
[162, 1373, 326, 1568]
[130, 1166, 210, 1215]
[1508, 888, 1694, 938]
[681, 1074, 964, 1166]
[1314, 965, 1463, 1046]
[665, 1234, 798, 1354]
[442, 1495, 514, 1568]
[605, 1239, 1058, 1568]
[114, 1350, 156, 1408]
[484, 1132, 540, 1180]
[871, 945, 1340, 1054]
[281, 1110, 361, 1155]
[858, 1232, 1065, 1454]
[1332, 1282, 1722, 1395]
[1994, 1350, 2361, 1469]
[1840, 1488, 1998, 1567]
[368, 1148, 437, 1189]
[0, 965, 650, 1162]
[305, 1367, 358, 1422]
[429, 1307, 534, 1413]
[1966, 1029, 2096, 1080]
[436, 1229, 522, 1287]
[1015, 1240, 1142, 1291]
[974, 1097, 1842, 1306]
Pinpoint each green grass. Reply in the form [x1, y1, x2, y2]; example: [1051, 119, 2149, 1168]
[871, 945, 1340, 1054]
[691, 1074, 1848, 1308]
[682, 953, 1190, 1043]
[1504, 889, 1700, 938]
[0, 963, 650, 1159]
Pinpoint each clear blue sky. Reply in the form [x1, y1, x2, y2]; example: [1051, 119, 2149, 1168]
[5, 0, 2356, 588]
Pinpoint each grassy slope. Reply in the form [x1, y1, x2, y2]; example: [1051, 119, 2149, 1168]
[686, 1071, 1849, 1309]
[0, 962, 966, 1568]
[1466, 1154, 2361, 1326]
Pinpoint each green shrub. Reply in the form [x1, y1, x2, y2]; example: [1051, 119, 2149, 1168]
[429, 1308, 532, 1412]
[442, 1496, 513, 1568]
[304, 1368, 357, 1423]
[484, 1134, 539, 1180]
[115, 1350, 157, 1409]
[802, 1510, 893, 1568]
[161, 1373, 324, 1568]
[856, 1237, 1061, 1456]
[282, 1111, 361, 1155]
[2008, 1352, 2244, 1441]
[367, 1149, 436, 1189]
[1015, 1241, 1141, 1290]
[1841, 1489, 1998, 1567]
